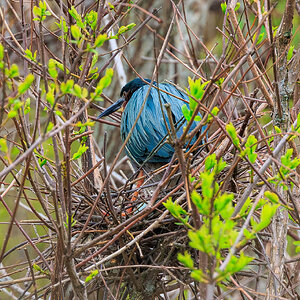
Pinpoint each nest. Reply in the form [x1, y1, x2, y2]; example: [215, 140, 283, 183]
[55, 131, 259, 299]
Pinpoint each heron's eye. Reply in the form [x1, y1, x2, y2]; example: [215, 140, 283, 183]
[123, 90, 131, 101]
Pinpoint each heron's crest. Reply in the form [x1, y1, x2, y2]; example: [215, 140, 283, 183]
[120, 78, 154, 97]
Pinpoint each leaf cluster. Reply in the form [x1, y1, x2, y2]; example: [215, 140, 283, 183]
[181, 77, 209, 122]
[164, 153, 279, 284]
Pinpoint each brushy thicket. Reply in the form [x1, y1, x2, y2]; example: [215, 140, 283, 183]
[0, 0, 300, 299]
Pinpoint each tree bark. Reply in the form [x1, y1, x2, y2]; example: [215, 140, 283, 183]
[266, 0, 296, 299]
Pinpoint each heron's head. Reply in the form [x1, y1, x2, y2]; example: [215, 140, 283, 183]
[98, 78, 152, 119]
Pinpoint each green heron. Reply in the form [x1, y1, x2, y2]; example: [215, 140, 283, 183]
[98, 78, 203, 171]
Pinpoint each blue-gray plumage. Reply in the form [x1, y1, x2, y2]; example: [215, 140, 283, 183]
[98, 78, 202, 165]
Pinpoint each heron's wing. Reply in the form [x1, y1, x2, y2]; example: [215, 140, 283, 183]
[159, 83, 203, 144]
[121, 83, 201, 163]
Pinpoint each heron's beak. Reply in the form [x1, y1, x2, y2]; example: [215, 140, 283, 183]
[97, 97, 125, 118]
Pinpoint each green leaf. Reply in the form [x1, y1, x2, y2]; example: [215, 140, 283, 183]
[191, 269, 204, 282]
[108, 2, 115, 10]
[92, 69, 113, 100]
[33, 1, 50, 21]
[33, 6, 41, 17]
[222, 252, 253, 279]
[73, 84, 82, 98]
[290, 156, 300, 169]
[55, 110, 62, 117]
[33, 264, 42, 272]
[296, 112, 300, 131]
[200, 81, 210, 90]
[188, 77, 209, 101]
[99, 68, 114, 90]
[118, 23, 136, 35]
[94, 34, 107, 48]
[287, 45, 294, 61]
[90, 54, 98, 70]
[181, 104, 191, 121]
[8, 110, 18, 118]
[281, 148, 296, 169]
[253, 204, 279, 232]
[189, 174, 195, 183]
[189, 97, 198, 111]
[0, 138, 8, 153]
[274, 126, 281, 133]
[192, 190, 210, 215]
[239, 197, 251, 216]
[69, 6, 85, 28]
[106, 68, 114, 77]
[178, 252, 194, 269]
[81, 88, 88, 98]
[46, 122, 54, 132]
[272, 26, 278, 38]
[0, 43, 4, 60]
[243, 228, 255, 240]
[60, 79, 74, 94]
[64, 213, 77, 229]
[226, 123, 240, 149]
[9, 64, 19, 78]
[13, 99, 23, 111]
[216, 78, 224, 87]
[46, 89, 55, 106]
[126, 23, 136, 30]
[75, 120, 95, 127]
[205, 153, 216, 171]
[221, 2, 227, 14]
[215, 193, 234, 218]
[54, 60, 69, 74]
[200, 172, 214, 200]
[264, 191, 279, 204]
[18, 74, 34, 94]
[85, 11, 98, 30]
[163, 198, 188, 219]
[294, 241, 300, 253]
[188, 228, 213, 254]
[72, 144, 89, 160]
[245, 135, 257, 148]
[71, 25, 82, 41]
[25, 49, 37, 62]
[99, 74, 112, 89]
[250, 217, 259, 229]
[253, 32, 265, 45]
[40, 0, 46, 11]
[24, 98, 31, 114]
[226, 123, 237, 140]
[211, 106, 219, 116]
[85, 270, 98, 283]
[216, 158, 226, 173]
[32, 263, 49, 275]
[39, 158, 47, 167]
[73, 126, 86, 135]
[48, 59, 58, 79]
[234, 2, 240, 11]
[56, 17, 68, 33]
[188, 78, 196, 95]
[245, 135, 258, 163]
